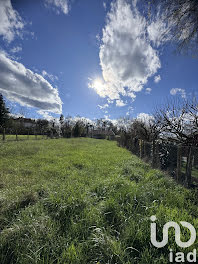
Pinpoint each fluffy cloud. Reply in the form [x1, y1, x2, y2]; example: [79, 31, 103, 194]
[98, 103, 109, 109]
[145, 88, 152, 94]
[89, 0, 161, 103]
[10, 46, 22, 53]
[154, 75, 161, 83]
[137, 112, 154, 124]
[45, 0, 70, 15]
[42, 70, 58, 82]
[0, 51, 62, 114]
[170, 88, 186, 99]
[116, 99, 126, 107]
[147, 14, 170, 47]
[37, 110, 54, 121]
[0, 0, 24, 42]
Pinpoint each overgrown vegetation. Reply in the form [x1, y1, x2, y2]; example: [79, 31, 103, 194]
[0, 138, 197, 263]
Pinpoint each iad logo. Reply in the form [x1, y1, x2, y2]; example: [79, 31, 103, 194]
[150, 215, 197, 263]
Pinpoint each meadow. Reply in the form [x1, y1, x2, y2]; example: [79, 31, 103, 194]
[0, 138, 198, 264]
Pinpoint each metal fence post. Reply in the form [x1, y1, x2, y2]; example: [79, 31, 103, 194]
[185, 146, 193, 187]
[176, 144, 182, 182]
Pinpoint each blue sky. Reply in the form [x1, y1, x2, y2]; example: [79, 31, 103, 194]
[0, 0, 197, 121]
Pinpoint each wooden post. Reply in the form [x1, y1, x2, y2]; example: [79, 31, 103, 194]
[152, 141, 160, 168]
[139, 140, 144, 159]
[143, 140, 146, 158]
[194, 148, 198, 169]
[152, 140, 155, 168]
[2, 127, 5, 141]
[139, 140, 142, 158]
[176, 144, 182, 182]
[50, 129, 53, 139]
[185, 146, 193, 187]
[16, 129, 18, 141]
[155, 142, 160, 168]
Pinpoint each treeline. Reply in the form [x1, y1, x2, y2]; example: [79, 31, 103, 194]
[118, 97, 198, 146]
[0, 94, 119, 140]
[1, 93, 197, 145]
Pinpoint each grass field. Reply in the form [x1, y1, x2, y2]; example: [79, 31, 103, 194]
[0, 134, 44, 141]
[0, 138, 198, 263]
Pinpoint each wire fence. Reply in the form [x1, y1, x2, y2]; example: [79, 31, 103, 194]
[117, 135, 198, 188]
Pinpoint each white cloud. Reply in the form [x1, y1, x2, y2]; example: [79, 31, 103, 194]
[10, 46, 22, 53]
[42, 70, 58, 82]
[170, 88, 186, 99]
[145, 88, 152, 94]
[154, 75, 161, 83]
[116, 99, 126, 107]
[137, 112, 154, 124]
[104, 115, 110, 119]
[147, 13, 171, 47]
[45, 0, 70, 15]
[98, 103, 109, 109]
[89, 0, 161, 104]
[0, 0, 24, 42]
[0, 51, 62, 114]
[37, 110, 54, 121]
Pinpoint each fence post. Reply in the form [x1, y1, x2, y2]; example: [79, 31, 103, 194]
[152, 141, 160, 168]
[152, 140, 156, 167]
[139, 139, 143, 159]
[16, 129, 18, 141]
[176, 144, 182, 182]
[2, 127, 5, 141]
[156, 142, 160, 168]
[185, 146, 193, 187]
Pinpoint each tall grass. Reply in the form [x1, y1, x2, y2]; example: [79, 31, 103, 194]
[0, 138, 197, 263]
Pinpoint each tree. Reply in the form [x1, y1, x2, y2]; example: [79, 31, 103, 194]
[73, 121, 86, 137]
[59, 114, 64, 137]
[36, 119, 49, 136]
[59, 114, 64, 125]
[154, 97, 198, 186]
[154, 97, 198, 144]
[0, 94, 9, 140]
[128, 117, 160, 142]
[148, 0, 198, 54]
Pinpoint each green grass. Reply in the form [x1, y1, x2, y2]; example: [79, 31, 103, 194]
[0, 138, 197, 264]
[0, 134, 44, 141]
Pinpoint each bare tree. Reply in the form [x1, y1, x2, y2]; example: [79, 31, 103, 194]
[154, 97, 198, 144]
[148, 0, 198, 54]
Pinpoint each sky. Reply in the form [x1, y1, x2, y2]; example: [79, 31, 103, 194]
[0, 0, 198, 121]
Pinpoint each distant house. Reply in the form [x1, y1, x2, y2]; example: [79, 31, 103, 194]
[90, 129, 115, 140]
